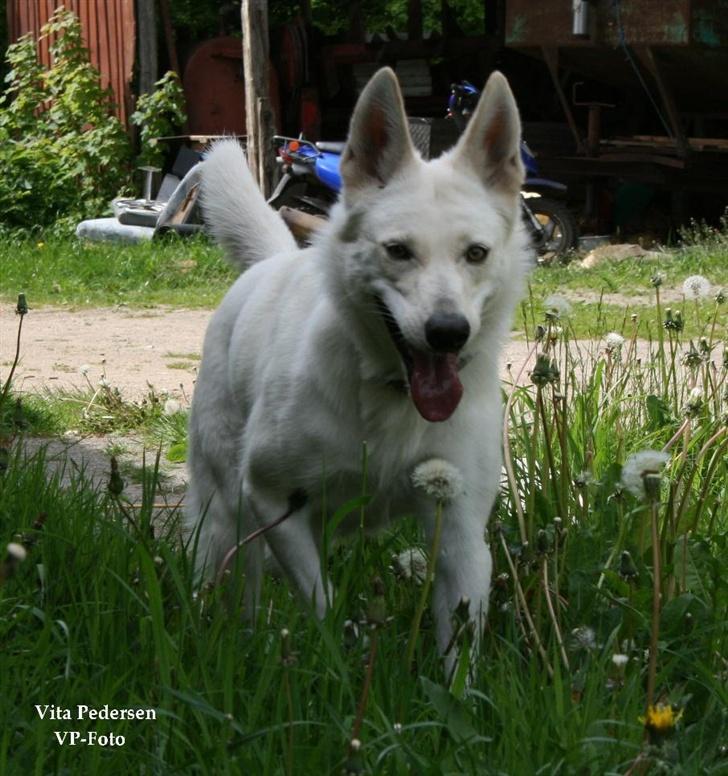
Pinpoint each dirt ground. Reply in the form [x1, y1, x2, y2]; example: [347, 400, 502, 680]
[3, 305, 209, 400]
[4, 305, 651, 504]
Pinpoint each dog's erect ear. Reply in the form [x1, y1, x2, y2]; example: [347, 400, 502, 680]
[452, 71, 524, 196]
[340, 67, 416, 197]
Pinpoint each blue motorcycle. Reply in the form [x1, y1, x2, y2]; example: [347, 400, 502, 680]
[269, 80, 577, 259]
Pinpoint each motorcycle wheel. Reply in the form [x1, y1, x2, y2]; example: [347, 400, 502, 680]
[527, 198, 577, 262]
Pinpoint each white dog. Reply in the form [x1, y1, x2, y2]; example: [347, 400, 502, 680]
[186, 68, 530, 667]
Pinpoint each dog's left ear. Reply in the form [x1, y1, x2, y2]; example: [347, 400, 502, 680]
[340, 67, 417, 199]
[451, 71, 524, 196]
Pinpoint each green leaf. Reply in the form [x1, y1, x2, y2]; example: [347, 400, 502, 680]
[421, 677, 480, 743]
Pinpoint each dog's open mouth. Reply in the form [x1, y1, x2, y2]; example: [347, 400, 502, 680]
[375, 298, 463, 423]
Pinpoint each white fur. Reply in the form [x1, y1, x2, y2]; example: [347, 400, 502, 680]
[186, 69, 532, 672]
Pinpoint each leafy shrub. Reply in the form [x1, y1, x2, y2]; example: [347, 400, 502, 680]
[130, 71, 187, 168]
[0, 8, 131, 229]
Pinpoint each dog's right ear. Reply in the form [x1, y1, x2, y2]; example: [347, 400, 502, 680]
[340, 68, 416, 199]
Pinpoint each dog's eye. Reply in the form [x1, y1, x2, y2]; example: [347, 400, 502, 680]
[465, 244, 489, 264]
[384, 242, 414, 261]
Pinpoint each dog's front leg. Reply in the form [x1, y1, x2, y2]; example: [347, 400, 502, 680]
[426, 499, 492, 676]
[245, 480, 331, 618]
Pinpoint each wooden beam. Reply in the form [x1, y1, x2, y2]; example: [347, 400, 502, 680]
[241, 0, 276, 197]
[634, 46, 689, 159]
[541, 47, 587, 155]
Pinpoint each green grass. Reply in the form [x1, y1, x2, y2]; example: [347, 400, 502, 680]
[1, 282, 727, 773]
[0, 233, 235, 308]
[0, 225, 726, 772]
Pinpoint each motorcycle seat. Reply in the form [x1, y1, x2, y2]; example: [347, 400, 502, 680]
[315, 141, 346, 153]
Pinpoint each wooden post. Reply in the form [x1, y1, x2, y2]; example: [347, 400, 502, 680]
[137, 0, 157, 96]
[158, 0, 181, 76]
[241, 0, 276, 197]
[408, 0, 423, 40]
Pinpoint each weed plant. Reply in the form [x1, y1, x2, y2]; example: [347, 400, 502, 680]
[0, 271, 726, 773]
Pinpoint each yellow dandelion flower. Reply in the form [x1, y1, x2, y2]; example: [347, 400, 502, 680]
[639, 703, 683, 732]
[36, 241, 45, 249]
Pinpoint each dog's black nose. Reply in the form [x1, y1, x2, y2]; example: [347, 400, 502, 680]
[425, 312, 470, 353]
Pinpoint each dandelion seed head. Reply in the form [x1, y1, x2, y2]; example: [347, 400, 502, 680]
[391, 548, 427, 584]
[6, 542, 27, 562]
[605, 332, 625, 351]
[682, 274, 711, 299]
[544, 294, 571, 319]
[611, 653, 629, 668]
[79, 364, 90, 376]
[621, 449, 670, 500]
[411, 459, 464, 502]
[164, 398, 182, 416]
[98, 377, 110, 388]
[570, 625, 597, 651]
[393, 723, 402, 734]
[650, 272, 664, 288]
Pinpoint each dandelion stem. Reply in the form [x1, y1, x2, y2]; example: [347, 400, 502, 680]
[498, 530, 553, 678]
[687, 430, 728, 535]
[646, 497, 661, 708]
[654, 285, 669, 393]
[215, 492, 307, 586]
[661, 418, 690, 452]
[351, 628, 378, 744]
[0, 309, 26, 415]
[537, 389, 565, 519]
[404, 501, 444, 673]
[503, 340, 538, 544]
[541, 556, 569, 671]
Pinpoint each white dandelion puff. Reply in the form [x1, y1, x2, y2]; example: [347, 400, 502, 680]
[391, 548, 428, 584]
[612, 653, 629, 668]
[621, 449, 670, 500]
[544, 293, 572, 318]
[605, 332, 625, 351]
[6, 542, 27, 562]
[98, 376, 110, 389]
[79, 364, 90, 376]
[682, 275, 711, 299]
[570, 625, 597, 651]
[164, 399, 182, 416]
[411, 459, 464, 502]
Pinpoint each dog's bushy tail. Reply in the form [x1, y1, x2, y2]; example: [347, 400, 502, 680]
[201, 139, 296, 270]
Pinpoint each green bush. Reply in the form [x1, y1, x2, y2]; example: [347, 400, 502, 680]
[130, 71, 187, 169]
[0, 8, 132, 229]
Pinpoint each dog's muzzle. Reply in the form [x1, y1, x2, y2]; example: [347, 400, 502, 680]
[375, 297, 465, 422]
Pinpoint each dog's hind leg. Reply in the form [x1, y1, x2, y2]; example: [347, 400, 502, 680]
[244, 479, 331, 618]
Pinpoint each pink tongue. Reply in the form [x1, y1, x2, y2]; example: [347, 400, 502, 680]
[409, 351, 463, 422]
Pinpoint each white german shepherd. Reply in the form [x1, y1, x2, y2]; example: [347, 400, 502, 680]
[186, 68, 530, 668]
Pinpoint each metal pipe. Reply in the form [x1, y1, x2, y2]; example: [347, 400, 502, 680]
[572, 0, 590, 37]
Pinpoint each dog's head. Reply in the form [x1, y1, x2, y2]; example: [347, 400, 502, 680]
[331, 68, 528, 423]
